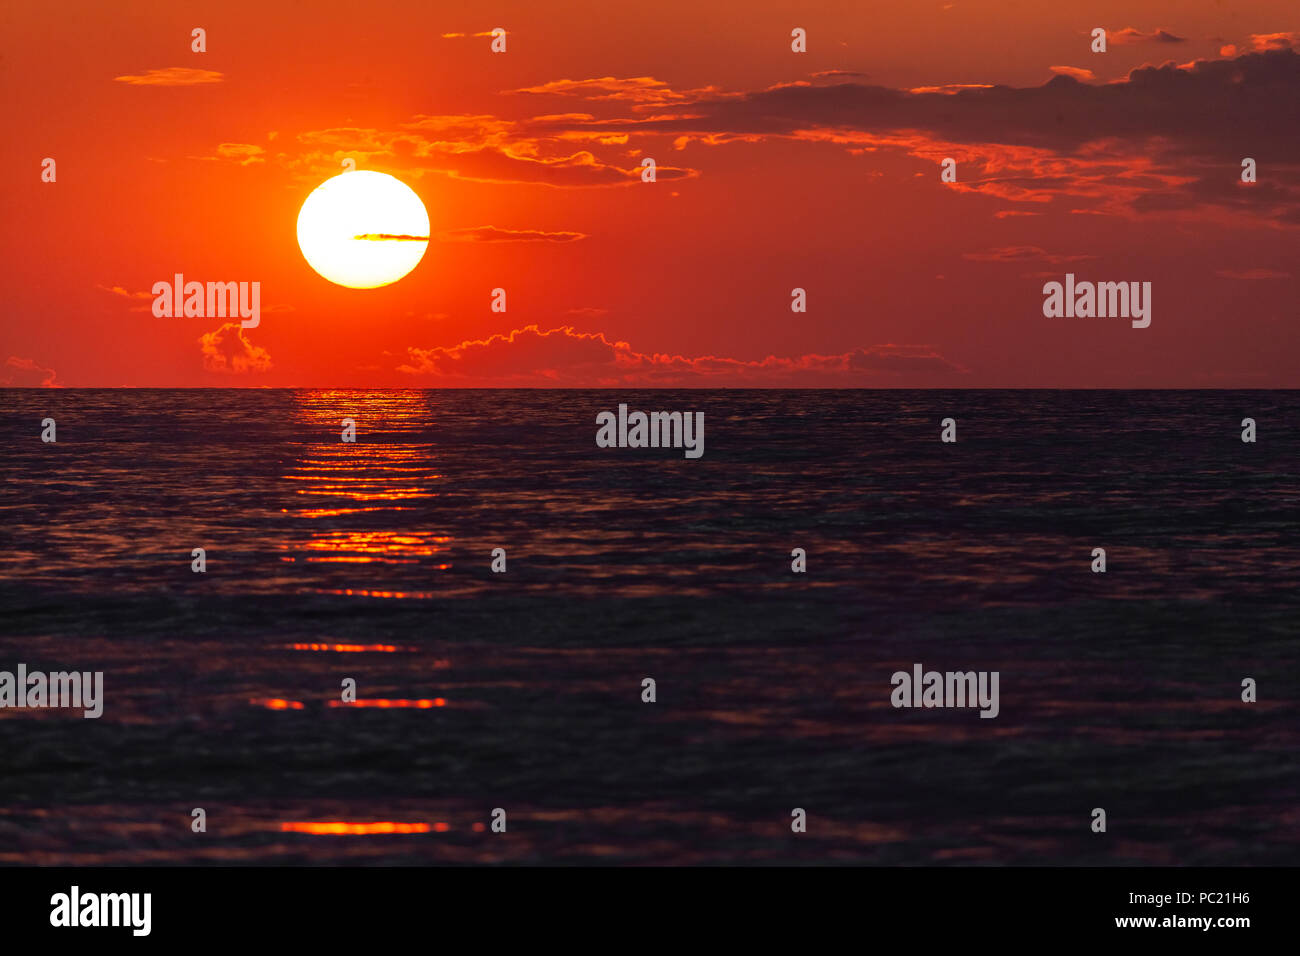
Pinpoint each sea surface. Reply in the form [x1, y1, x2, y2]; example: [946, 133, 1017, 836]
[0, 389, 1296, 865]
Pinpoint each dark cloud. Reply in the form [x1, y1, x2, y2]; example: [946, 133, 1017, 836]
[2, 356, 59, 387]
[538, 50, 1299, 224]
[435, 226, 588, 243]
[198, 324, 271, 374]
[260, 52, 1297, 216]
[564, 50, 1300, 160]
[355, 227, 588, 243]
[1108, 28, 1187, 45]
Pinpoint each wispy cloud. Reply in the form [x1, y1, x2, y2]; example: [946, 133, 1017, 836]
[286, 117, 696, 188]
[907, 83, 994, 94]
[507, 76, 726, 106]
[214, 143, 264, 164]
[963, 246, 1098, 263]
[1049, 65, 1095, 82]
[98, 284, 154, 312]
[114, 67, 224, 86]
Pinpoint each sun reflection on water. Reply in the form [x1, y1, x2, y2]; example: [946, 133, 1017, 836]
[280, 391, 452, 581]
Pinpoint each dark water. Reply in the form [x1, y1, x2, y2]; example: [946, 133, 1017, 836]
[0, 389, 1296, 865]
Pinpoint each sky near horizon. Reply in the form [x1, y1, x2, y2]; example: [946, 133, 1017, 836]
[2, 0, 1297, 387]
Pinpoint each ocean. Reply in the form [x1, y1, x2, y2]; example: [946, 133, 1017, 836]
[1, 389, 1296, 864]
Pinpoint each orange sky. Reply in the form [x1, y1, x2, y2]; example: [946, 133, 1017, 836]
[2, 0, 1297, 387]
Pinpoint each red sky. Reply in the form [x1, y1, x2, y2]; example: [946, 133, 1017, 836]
[3, 0, 1297, 387]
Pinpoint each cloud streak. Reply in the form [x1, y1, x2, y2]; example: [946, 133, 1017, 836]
[1105, 28, 1187, 45]
[98, 284, 154, 312]
[435, 226, 587, 243]
[354, 227, 587, 242]
[114, 67, 224, 86]
[963, 246, 1098, 264]
[396, 325, 964, 386]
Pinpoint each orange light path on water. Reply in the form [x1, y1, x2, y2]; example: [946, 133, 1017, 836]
[317, 586, 450, 598]
[281, 822, 436, 835]
[329, 698, 447, 708]
[253, 697, 450, 710]
[289, 642, 408, 653]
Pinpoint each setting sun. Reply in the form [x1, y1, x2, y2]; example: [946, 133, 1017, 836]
[296, 171, 429, 289]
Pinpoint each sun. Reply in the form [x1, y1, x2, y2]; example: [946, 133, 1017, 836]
[296, 171, 429, 289]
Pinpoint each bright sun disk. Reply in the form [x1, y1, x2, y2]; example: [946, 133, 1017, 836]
[296, 170, 429, 289]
